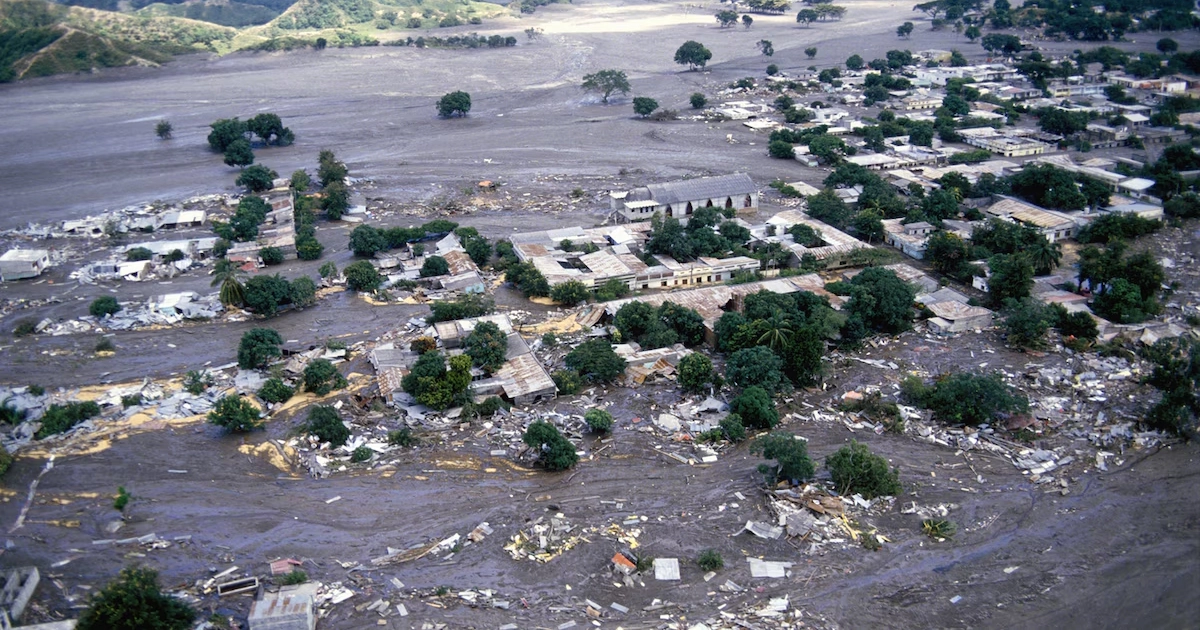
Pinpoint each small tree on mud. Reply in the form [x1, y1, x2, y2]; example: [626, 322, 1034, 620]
[78, 566, 195, 630]
[207, 395, 262, 433]
[523, 420, 578, 471]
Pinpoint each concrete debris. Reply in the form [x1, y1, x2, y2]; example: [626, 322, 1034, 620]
[504, 513, 583, 563]
[652, 558, 681, 581]
[747, 558, 793, 579]
[741, 521, 783, 540]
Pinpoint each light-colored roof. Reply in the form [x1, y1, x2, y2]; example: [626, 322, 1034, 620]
[0, 248, 49, 262]
[495, 353, 556, 400]
[926, 301, 993, 321]
[626, 173, 756, 206]
[1118, 177, 1155, 192]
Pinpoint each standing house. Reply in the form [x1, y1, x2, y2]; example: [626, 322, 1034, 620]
[0, 249, 50, 281]
[984, 197, 1080, 242]
[611, 173, 759, 223]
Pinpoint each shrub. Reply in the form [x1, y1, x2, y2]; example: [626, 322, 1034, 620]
[0, 446, 12, 478]
[841, 391, 903, 433]
[565, 339, 627, 383]
[350, 446, 373, 462]
[258, 378, 294, 404]
[388, 428, 418, 447]
[207, 395, 261, 433]
[303, 359, 346, 396]
[924, 372, 1028, 426]
[27, 384, 44, 396]
[826, 440, 901, 498]
[922, 518, 957, 539]
[541, 332, 558, 347]
[113, 486, 131, 511]
[90, 296, 122, 318]
[690, 92, 707, 109]
[36, 401, 101, 439]
[719, 414, 747, 442]
[585, 409, 614, 433]
[279, 570, 308, 585]
[428, 294, 495, 323]
[183, 370, 212, 395]
[1001, 298, 1053, 350]
[238, 328, 283, 370]
[731, 386, 778, 430]
[676, 353, 715, 393]
[260, 247, 285, 266]
[306, 406, 349, 446]
[725, 346, 785, 393]
[551, 280, 590, 306]
[523, 420, 578, 471]
[697, 549, 724, 571]
[121, 393, 143, 408]
[1, 400, 28, 425]
[12, 318, 37, 337]
[552, 370, 582, 395]
[77, 567, 196, 630]
[420, 255, 450, 278]
[125, 247, 153, 262]
[343, 260, 383, 292]
[94, 337, 115, 353]
[296, 237, 324, 260]
[753, 432, 815, 485]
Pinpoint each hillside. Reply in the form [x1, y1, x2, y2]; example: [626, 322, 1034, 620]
[0, 0, 235, 81]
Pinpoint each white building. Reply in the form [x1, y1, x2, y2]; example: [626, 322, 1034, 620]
[610, 173, 759, 223]
[0, 249, 50, 281]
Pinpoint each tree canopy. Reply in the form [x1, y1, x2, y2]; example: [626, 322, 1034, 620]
[674, 40, 712, 70]
[581, 69, 631, 103]
[238, 328, 283, 369]
[437, 91, 472, 117]
[464, 320, 508, 373]
[565, 339, 627, 383]
[77, 567, 195, 630]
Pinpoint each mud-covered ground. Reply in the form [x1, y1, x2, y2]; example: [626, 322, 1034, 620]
[2, 0, 1199, 628]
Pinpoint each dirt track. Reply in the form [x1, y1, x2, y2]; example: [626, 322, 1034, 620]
[1, 1, 1199, 628]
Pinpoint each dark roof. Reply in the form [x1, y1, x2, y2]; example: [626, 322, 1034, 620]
[628, 173, 756, 205]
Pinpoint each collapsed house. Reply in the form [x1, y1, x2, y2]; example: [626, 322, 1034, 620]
[227, 188, 298, 262]
[761, 210, 874, 270]
[0, 248, 51, 281]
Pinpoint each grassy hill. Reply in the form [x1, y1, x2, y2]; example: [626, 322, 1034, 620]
[0, 0, 236, 81]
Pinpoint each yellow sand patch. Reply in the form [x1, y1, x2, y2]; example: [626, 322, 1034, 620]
[528, 296, 556, 306]
[0, 488, 19, 499]
[316, 286, 345, 299]
[39, 519, 81, 528]
[238, 441, 299, 474]
[435, 455, 483, 471]
[21, 411, 208, 459]
[520, 312, 585, 336]
[489, 458, 538, 474]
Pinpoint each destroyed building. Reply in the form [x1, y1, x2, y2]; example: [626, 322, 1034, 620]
[0, 248, 51, 281]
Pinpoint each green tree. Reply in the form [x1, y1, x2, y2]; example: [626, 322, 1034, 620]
[349, 225, 386, 257]
[753, 432, 814, 484]
[1156, 38, 1178, 54]
[420, 255, 450, 278]
[797, 10, 818, 26]
[207, 395, 262, 432]
[731, 385, 778, 429]
[1092, 277, 1151, 323]
[238, 328, 283, 369]
[155, 120, 172, 140]
[321, 180, 350, 220]
[690, 92, 708, 109]
[210, 259, 246, 307]
[290, 276, 317, 308]
[986, 254, 1034, 308]
[437, 91, 472, 117]
[77, 567, 195, 630]
[243, 274, 292, 316]
[826, 440, 900, 498]
[247, 112, 293, 146]
[223, 138, 254, 168]
[1026, 237, 1062, 276]
[844, 267, 917, 335]
[1001, 298, 1053, 350]
[317, 149, 348, 187]
[585, 408, 614, 433]
[896, 22, 914, 38]
[981, 33, 1022, 55]
[303, 358, 347, 396]
[235, 164, 277, 194]
[633, 96, 659, 117]
[758, 39, 774, 56]
[726, 346, 785, 393]
[258, 378, 294, 404]
[716, 9, 738, 27]
[1164, 192, 1200, 219]
[674, 40, 712, 70]
[506, 261, 551, 297]
[550, 280, 590, 306]
[1143, 336, 1199, 437]
[965, 24, 980, 41]
[677, 352, 715, 393]
[306, 406, 349, 447]
[804, 46, 817, 59]
[126, 247, 153, 261]
[90, 296, 121, 318]
[344, 260, 383, 292]
[290, 169, 311, 193]
[565, 339, 627, 383]
[207, 118, 247, 152]
[523, 420, 578, 471]
[928, 372, 1027, 426]
[581, 69, 631, 103]
[464, 320, 508, 373]
[260, 247, 284, 266]
[846, 53, 864, 70]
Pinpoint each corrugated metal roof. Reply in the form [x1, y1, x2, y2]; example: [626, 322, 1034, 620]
[629, 173, 756, 206]
[496, 353, 557, 400]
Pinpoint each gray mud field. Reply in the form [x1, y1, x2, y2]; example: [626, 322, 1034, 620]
[0, 0, 1198, 628]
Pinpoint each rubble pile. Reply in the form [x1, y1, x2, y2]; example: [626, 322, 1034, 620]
[504, 513, 584, 563]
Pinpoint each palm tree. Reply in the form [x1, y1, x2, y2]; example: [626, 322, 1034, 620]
[757, 312, 793, 352]
[211, 259, 246, 307]
[1027, 238, 1062, 276]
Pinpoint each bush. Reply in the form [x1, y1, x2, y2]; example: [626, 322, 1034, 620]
[841, 391, 903, 433]
[77, 567, 196, 630]
[343, 260, 383, 292]
[279, 570, 308, 585]
[697, 549, 724, 571]
[719, 414, 747, 442]
[551, 280, 590, 306]
[350, 446, 372, 463]
[0, 446, 11, 478]
[121, 393, 143, 408]
[730, 386, 778, 429]
[552, 370, 582, 395]
[1001, 298, 1054, 350]
[523, 420, 578, 471]
[303, 359, 346, 396]
[27, 384, 44, 396]
[826, 440, 901, 498]
[753, 432, 815, 485]
[565, 339, 627, 383]
[388, 427, 418, 446]
[258, 378, 294, 404]
[183, 370, 212, 395]
[585, 409, 614, 433]
[238, 328, 283, 369]
[125, 247, 153, 262]
[36, 401, 101, 439]
[113, 486, 131, 511]
[420, 255, 450, 278]
[207, 395, 262, 433]
[676, 353, 715, 393]
[296, 237, 324, 260]
[260, 247, 284, 266]
[922, 518, 957, 539]
[94, 337, 115, 353]
[428, 294, 495, 323]
[725, 346, 785, 392]
[12, 318, 37, 337]
[90, 296, 122, 318]
[307, 406, 349, 446]
[1, 400, 27, 425]
[924, 372, 1028, 426]
[690, 92, 707, 109]
[541, 332, 558, 347]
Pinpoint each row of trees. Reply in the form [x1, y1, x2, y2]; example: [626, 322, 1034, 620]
[207, 113, 294, 169]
